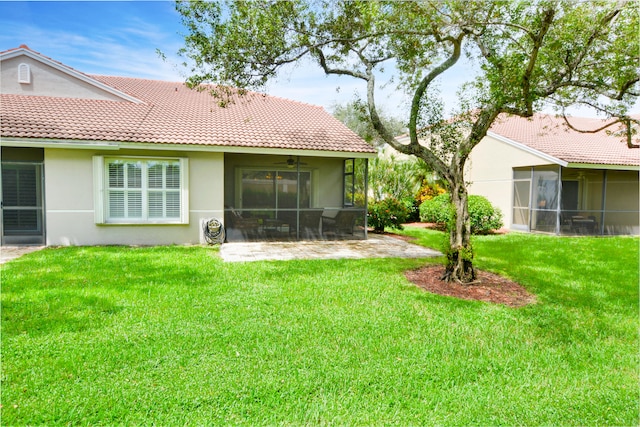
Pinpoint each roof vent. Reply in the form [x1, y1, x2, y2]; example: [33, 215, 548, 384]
[18, 63, 31, 84]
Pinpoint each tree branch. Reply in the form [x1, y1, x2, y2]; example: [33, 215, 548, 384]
[409, 34, 465, 149]
[522, 7, 555, 114]
[312, 47, 369, 80]
[561, 113, 640, 148]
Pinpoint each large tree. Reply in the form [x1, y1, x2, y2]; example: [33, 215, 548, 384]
[175, 0, 639, 283]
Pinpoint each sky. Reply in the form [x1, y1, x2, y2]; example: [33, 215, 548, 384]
[0, 1, 636, 120]
[0, 1, 415, 117]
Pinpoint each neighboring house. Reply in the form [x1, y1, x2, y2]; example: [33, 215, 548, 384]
[0, 45, 376, 245]
[467, 114, 639, 235]
[393, 113, 639, 236]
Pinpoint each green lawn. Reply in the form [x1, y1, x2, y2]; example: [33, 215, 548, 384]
[1, 229, 638, 425]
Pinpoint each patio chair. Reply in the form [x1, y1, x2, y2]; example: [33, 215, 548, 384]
[322, 209, 357, 238]
[299, 210, 323, 239]
[224, 208, 261, 240]
[570, 215, 598, 235]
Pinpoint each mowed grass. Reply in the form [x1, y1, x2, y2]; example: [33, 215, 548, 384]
[1, 230, 638, 425]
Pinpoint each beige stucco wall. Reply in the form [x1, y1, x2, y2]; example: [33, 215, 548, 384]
[44, 148, 224, 245]
[466, 134, 554, 228]
[1, 55, 124, 101]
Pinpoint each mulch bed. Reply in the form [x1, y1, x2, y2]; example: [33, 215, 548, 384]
[383, 224, 536, 307]
[405, 265, 536, 307]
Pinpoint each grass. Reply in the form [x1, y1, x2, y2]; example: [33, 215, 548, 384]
[1, 230, 638, 425]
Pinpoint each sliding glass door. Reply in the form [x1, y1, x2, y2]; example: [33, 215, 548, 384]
[240, 169, 311, 211]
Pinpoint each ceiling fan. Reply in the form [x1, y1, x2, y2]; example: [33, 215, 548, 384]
[275, 155, 308, 169]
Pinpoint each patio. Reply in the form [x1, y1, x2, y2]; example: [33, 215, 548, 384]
[220, 233, 441, 262]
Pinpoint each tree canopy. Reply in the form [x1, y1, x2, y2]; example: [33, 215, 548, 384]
[176, 0, 639, 282]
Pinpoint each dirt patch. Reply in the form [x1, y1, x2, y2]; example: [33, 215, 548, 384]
[405, 265, 536, 307]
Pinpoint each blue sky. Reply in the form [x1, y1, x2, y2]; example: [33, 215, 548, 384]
[0, 1, 407, 115]
[1, 1, 635, 119]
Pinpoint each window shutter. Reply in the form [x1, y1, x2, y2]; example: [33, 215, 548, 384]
[148, 163, 163, 189]
[127, 192, 143, 218]
[166, 164, 180, 189]
[127, 163, 142, 188]
[109, 163, 124, 188]
[109, 191, 125, 218]
[166, 192, 181, 218]
[148, 192, 164, 218]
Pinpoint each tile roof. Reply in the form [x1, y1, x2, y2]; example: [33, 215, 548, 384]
[0, 49, 375, 155]
[489, 113, 639, 167]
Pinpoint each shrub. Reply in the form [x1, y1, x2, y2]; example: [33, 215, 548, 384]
[468, 195, 504, 234]
[402, 196, 421, 223]
[419, 193, 452, 225]
[368, 198, 410, 233]
[419, 193, 503, 234]
[415, 180, 447, 203]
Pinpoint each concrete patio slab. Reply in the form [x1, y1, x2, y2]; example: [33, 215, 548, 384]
[220, 234, 441, 262]
[1, 246, 45, 264]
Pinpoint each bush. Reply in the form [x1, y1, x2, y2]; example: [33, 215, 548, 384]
[415, 180, 447, 204]
[402, 196, 421, 223]
[368, 198, 410, 233]
[468, 195, 504, 234]
[419, 193, 503, 235]
[418, 193, 452, 225]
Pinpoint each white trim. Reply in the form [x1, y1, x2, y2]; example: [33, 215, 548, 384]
[93, 156, 105, 223]
[0, 48, 144, 104]
[93, 155, 189, 225]
[565, 163, 640, 171]
[0, 138, 375, 158]
[116, 142, 377, 158]
[47, 210, 94, 214]
[179, 158, 189, 221]
[2, 138, 120, 150]
[486, 131, 568, 166]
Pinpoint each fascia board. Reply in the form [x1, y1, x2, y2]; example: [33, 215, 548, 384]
[1, 137, 120, 150]
[0, 137, 376, 158]
[0, 48, 144, 104]
[117, 142, 377, 158]
[395, 131, 568, 166]
[566, 162, 640, 171]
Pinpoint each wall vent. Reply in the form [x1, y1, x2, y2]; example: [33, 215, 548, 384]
[18, 63, 31, 84]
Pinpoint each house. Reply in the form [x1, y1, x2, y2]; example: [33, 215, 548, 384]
[0, 45, 376, 246]
[467, 113, 639, 235]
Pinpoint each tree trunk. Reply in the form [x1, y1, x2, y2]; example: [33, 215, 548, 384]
[442, 181, 476, 283]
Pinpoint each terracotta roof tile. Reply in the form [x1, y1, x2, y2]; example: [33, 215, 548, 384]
[1, 74, 375, 155]
[489, 113, 639, 167]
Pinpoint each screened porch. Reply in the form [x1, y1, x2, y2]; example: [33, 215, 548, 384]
[223, 154, 369, 241]
[512, 166, 639, 235]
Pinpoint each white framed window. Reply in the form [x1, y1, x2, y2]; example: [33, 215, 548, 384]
[93, 156, 189, 224]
